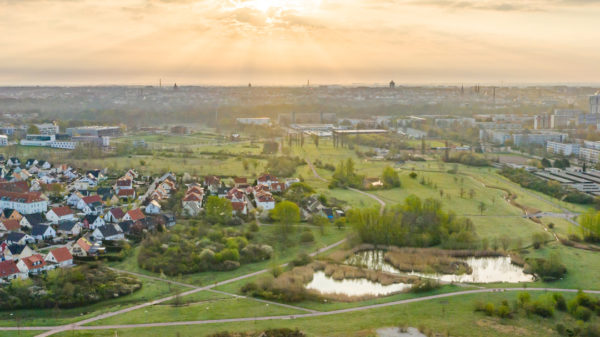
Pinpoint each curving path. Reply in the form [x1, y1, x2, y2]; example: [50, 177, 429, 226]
[7, 287, 600, 334]
[305, 158, 386, 215]
[24, 238, 348, 337]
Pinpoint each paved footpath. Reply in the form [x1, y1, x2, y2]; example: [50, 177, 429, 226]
[7, 287, 600, 335]
[18, 238, 347, 337]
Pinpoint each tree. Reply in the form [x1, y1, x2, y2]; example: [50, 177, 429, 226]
[478, 202, 487, 215]
[27, 124, 40, 134]
[541, 158, 551, 168]
[271, 201, 300, 239]
[312, 214, 329, 235]
[468, 189, 475, 199]
[205, 196, 233, 224]
[284, 182, 315, 204]
[381, 166, 401, 188]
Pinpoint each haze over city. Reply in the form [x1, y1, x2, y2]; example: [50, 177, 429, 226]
[2, 0, 600, 85]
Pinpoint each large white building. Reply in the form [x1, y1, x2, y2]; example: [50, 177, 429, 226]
[0, 191, 48, 214]
[34, 123, 59, 135]
[0, 135, 7, 146]
[20, 134, 56, 146]
[579, 147, 600, 164]
[546, 141, 579, 156]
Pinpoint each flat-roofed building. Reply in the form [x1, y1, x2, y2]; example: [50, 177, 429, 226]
[236, 117, 271, 125]
[546, 141, 579, 156]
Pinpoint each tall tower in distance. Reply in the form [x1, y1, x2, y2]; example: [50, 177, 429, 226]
[590, 92, 600, 114]
[389, 80, 395, 89]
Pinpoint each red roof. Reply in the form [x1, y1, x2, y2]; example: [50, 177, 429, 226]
[0, 181, 29, 193]
[183, 193, 203, 201]
[233, 177, 247, 184]
[48, 247, 73, 263]
[0, 190, 44, 203]
[2, 219, 20, 231]
[187, 186, 203, 195]
[126, 208, 145, 221]
[257, 173, 278, 183]
[257, 194, 274, 202]
[82, 195, 102, 204]
[76, 238, 92, 252]
[231, 202, 247, 212]
[109, 208, 125, 219]
[117, 189, 135, 196]
[204, 175, 220, 186]
[116, 179, 132, 186]
[51, 206, 73, 217]
[21, 254, 46, 271]
[0, 260, 19, 277]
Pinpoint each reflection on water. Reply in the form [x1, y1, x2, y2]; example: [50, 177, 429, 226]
[410, 256, 534, 283]
[305, 271, 412, 296]
[347, 250, 534, 283]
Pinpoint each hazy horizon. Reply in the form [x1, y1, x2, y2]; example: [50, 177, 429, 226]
[3, 0, 600, 86]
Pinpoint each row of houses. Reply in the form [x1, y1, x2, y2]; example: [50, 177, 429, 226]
[0, 245, 73, 282]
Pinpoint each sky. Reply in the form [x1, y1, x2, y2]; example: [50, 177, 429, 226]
[1, 0, 600, 86]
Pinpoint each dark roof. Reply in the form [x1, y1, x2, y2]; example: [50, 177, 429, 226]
[98, 225, 120, 238]
[86, 170, 102, 178]
[7, 244, 27, 255]
[5, 232, 26, 242]
[2, 209, 16, 218]
[32, 224, 51, 236]
[109, 208, 125, 219]
[118, 220, 133, 233]
[84, 214, 99, 223]
[23, 213, 44, 226]
[58, 221, 78, 231]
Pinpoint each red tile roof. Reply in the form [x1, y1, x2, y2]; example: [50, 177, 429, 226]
[0, 260, 19, 277]
[0, 190, 44, 203]
[51, 206, 73, 217]
[2, 219, 20, 231]
[116, 179, 132, 186]
[76, 237, 92, 252]
[109, 208, 125, 219]
[21, 254, 46, 271]
[82, 195, 102, 204]
[126, 208, 145, 221]
[117, 189, 135, 196]
[231, 202, 247, 212]
[0, 181, 30, 193]
[183, 193, 203, 201]
[48, 247, 72, 263]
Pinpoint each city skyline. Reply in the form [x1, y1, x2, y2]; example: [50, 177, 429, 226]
[2, 0, 600, 85]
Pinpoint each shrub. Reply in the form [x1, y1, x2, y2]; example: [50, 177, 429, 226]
[527, 297, 554, 318]
[291, 253, 313, 267]
[574, 306, 593, 321]
[496, 304, 512, 318]
[409, 172, 418, 179]
[553, 293, 567, 311]
[249, 222, 260, 232]
[300, 231, 315, 243]
[484, 302, 495, 316]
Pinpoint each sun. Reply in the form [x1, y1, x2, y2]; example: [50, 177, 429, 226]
[237, 0, 321, 14]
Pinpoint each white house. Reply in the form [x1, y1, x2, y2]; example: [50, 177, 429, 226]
[92, 224, 124, 241]
[44, 247, 73, 268]
[31, 224, 56, 241]
[16, 254, 47, 275]
[145, 200, 161, 214]
[4, 232, 34, 245]
[0, 191, 48, 215]
[83, 214, 105, 230]
[46, 206, 75, 224]
[255, 193, 275, 211]
[0, 260, 28, 282]
[57, 221, 82, 236]
[105, 208, 125, 223]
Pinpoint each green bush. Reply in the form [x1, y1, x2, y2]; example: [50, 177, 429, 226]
[300, 231, 315, 243]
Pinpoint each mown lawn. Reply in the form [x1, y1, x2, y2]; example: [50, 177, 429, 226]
[86, 291, 305, 326]
[54, 291, 593, 337]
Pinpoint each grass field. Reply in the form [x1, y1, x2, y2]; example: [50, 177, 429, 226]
[53, 291, 594, 337]
[87, 291, 305, 326]
[0, 278, 186, 327]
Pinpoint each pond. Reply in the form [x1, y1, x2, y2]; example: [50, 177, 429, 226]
[305, 271, 412, 297]
[347, 250, 534, 283]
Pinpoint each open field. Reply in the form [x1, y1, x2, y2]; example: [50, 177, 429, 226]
[87, 291, 306, 326]
[0, 277, 186, 327]
[52, 291, 592, 337]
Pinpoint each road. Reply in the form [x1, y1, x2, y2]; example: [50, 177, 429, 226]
[305, 158, 386, 215]
[9, 287, 600, 334]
